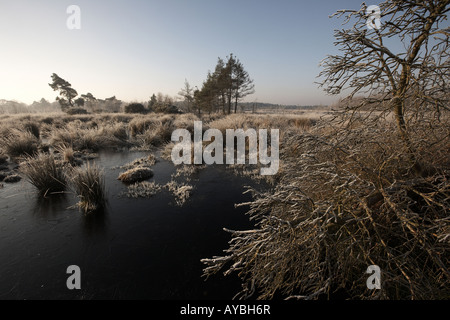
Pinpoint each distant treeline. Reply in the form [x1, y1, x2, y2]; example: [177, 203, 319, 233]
[0, 98, 328, 114]
[0, 97, 123, 114]
[238, 102, 329, 111]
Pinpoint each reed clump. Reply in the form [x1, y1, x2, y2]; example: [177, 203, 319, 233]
[20, 153, 67, 196]
[202, 114, 450, 300]
[118, 167, 154, 184]
[72, 162, 106, 214]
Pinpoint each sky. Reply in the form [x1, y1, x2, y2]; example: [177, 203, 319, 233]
[0, 0, 369, 106]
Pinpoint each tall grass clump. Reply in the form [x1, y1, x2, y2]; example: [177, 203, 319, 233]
[118, 166, 153, 184]
[202, 114, 450, 300]
[21, 153, 67, 196]
[72, 162, 106, 214]
[50, 122, 129, 152]
[137, 121, 173, 147]
[23, 122, 40, 139]
[1, 130, 39, 158]
[129, 117, 159, 137]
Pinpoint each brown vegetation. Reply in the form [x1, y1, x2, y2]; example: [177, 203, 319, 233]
[20, 153, 67, 196]
[71, 162, 107, 214]
[202, 111, 450, 300]
[118, 167, 154, 184]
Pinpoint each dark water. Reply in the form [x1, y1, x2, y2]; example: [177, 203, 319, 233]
[0, 151, 261, 300]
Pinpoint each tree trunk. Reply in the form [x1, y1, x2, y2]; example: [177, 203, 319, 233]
[392, 96, 422, 175]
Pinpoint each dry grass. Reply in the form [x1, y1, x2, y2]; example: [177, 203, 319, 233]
[0, 152, 7, 165]
[20, 153, 67, 196]
[124, 181, 162, 198]
[71, 162, 106, 214]
[0, 130, 39, 158]
[117, 167, 154, 184]
[117, 154, 157, 170]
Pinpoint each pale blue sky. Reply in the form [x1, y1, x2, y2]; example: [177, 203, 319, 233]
[0, 0, 367, 105]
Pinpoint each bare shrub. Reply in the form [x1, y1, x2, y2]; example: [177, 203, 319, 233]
[50, 122, 129, 152]
[202, 114, 450, 300]
[129, 117, 159, 137]
[108, 123, 128, 141]
[136, 121, 173, 147]
[164, 180, 193, 206]
[171, 164, 205, 182]
[173, 113, 201, 134]
[72, 162, 106, 214]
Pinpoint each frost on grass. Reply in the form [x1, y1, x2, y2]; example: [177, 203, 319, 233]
[115, 154, 157, 170]
[122, 181, 162, 198]
[3, 174, 22, 183]
[72, 163, 106, 214]
[164, 180, 193, 206]
[117, 166, 154, 184]
[227, 164, 277, 185]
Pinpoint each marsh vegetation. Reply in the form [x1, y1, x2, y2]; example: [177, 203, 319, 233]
[1, 0, 448, 300]
[1, 104, 447, 300]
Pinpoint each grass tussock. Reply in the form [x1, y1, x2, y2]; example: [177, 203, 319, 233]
[161, 142, 175, 161]
[207, 113, 315, 135]
[136, 121, 173, 147]
[118, 167, 154, 184]
[171, 164, 205, 182]
[49, 120, 129, 152]
[129, 117, 160, 137]
[1, 130, 39, 158]
[21, 153, 67, 196]
[55, 144, 76, 164]
[72, 162, 106, 214]
[124, 181, 162, 198]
